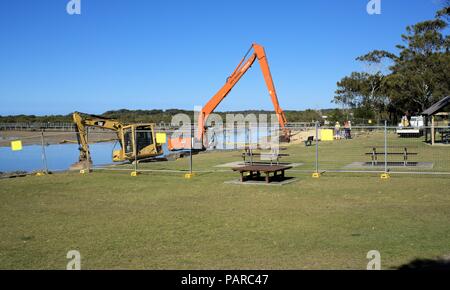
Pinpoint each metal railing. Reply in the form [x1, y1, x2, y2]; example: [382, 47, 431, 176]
[1, 124, 449, 176]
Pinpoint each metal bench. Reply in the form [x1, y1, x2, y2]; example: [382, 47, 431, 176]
[365, 147, 418, 166]
[241, 146, 289, 165]
[440, 130, 450, 144]
[241, 151, 289, 165]
[304, 136, 314, 146]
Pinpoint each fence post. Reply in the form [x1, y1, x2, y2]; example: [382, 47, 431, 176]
[39, 130, 49, 175]
[86, 127, 91, 173]
[381, 120, 390, 179]
[131, 128, 140, 176]
[312, 121, 320, 178]
[185, 124, 194, 179]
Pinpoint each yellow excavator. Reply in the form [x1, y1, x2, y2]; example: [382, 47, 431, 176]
[70, 112, 164, 170]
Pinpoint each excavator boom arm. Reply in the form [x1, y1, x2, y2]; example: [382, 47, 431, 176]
[197, 43, 287, 142]
[253, 44, 288, 127]
[73, 112, 123, 162]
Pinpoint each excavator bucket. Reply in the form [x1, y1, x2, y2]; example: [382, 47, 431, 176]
[69, 160, 92, 171]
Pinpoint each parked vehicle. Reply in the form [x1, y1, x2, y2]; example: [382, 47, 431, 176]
[396, 116, 424, 137]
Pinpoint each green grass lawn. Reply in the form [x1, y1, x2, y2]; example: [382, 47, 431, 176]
[1, 133, 450, 269]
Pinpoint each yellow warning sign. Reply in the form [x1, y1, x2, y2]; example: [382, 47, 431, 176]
[156, 133, 167, 144]
[320, 129, 334, 141]
[11, 140, 23, 151]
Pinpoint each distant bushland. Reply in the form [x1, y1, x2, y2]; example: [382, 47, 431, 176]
[0, 108, 339, 124]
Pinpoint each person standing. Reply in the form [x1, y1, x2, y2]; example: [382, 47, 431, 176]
[334, 121, 341, 139]
[344, 121, 352, 139]
[347, 120, 352, 139]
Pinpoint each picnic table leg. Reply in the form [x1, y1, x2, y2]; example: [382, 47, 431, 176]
[281, 170, 285, 178]
[404, 148, 407, 166]
[240, 172, 244, 182]
[265, 172, 270, 183]
[374, 148, 378, 166]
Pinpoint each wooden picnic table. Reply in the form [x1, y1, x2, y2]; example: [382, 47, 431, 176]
[232, 165, 292, 183]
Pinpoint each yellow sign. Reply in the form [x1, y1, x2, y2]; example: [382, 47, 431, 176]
[11, 140, 23, 151]
[156, 133, 167, 144]
[320, 129, 334, 141]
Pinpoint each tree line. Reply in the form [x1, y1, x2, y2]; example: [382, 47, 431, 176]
[0, 108, 337, 124]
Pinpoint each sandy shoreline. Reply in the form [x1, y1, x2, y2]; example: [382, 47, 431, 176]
[1, 129, 311, 148]
[0, 131, 118, 147]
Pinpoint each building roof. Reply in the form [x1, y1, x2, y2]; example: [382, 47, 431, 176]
[422, 96, 450, 116]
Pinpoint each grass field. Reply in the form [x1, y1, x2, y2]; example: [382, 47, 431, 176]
[1, 131, 450, 269]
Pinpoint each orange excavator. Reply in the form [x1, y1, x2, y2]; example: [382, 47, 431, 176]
[168, 43, 289, 151]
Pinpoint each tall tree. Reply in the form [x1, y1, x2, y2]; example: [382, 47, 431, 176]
[388, 16, 449, 111]
[334, 4, 449, 121]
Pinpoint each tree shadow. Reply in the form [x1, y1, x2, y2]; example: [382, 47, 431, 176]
[397, 258, 450, 270]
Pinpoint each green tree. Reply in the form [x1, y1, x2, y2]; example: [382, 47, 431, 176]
[334, 4, 449, 121]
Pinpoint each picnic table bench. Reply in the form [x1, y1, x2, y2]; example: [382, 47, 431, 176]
[365, 146, 418, 166]
[240, 147, 289, 165]
[241, 151, 290, 165]
[304, 136, 314, 146]
[440, 130, 450, 144]
[232, 165, 292, 183]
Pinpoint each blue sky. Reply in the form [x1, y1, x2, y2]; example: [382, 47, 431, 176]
[0, 0, 445, 115]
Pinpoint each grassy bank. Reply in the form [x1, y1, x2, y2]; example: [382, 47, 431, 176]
[1, 170, 450, 269]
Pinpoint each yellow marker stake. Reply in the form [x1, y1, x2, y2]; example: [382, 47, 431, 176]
[380, 173, 390, 179]
[184, 173, 195, 179]
[11, 140, 23, 151]
[131, 171, 140, 177]
[312, 172, 321, 178]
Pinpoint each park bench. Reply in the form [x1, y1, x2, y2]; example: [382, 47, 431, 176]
[232, 165, 292, 183]
[304, 136, 314, 146]
[241, 151, 290, 165]
[240, 146, 289, 165]
[365, 147, 418, 166]
[440, 130, 450, 144]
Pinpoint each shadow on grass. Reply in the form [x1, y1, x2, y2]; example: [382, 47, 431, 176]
[397, 258, 450, 270]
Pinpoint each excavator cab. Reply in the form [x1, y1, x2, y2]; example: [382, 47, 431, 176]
[117, 124, 160, 162]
